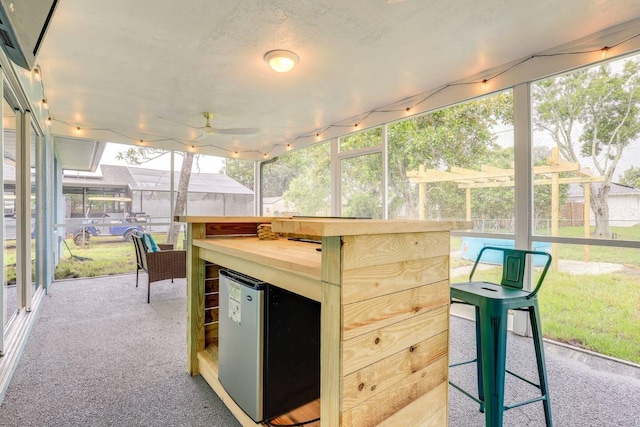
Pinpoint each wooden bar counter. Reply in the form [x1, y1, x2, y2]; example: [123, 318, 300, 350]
[179, 216, 470, 427]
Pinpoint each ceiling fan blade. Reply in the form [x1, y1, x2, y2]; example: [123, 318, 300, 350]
[210, 127, 260, 135]
[160, 113, 259, 136]
[158, 115, 199, 130]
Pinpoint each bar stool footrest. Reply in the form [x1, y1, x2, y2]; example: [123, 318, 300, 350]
[505, 395, 550, 411]
[450, 358, 478, 369]
[505, 368, 542, 390]
[449, 380, 485, 411]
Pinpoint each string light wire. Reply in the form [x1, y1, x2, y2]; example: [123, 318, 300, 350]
[36, 31, 640, 159]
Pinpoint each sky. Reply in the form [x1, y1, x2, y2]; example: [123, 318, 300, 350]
[99, 142, 226, 174]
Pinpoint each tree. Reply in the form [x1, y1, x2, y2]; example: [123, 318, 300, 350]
[282, 143, 331, 216]
[262, 92, 515, 220]
[339, 129, 383, 218]
[259, 143, 332, 216]
[533, 59, 640, 237]
[223, 159, 255, 190]
[116, 147, 194, 244]
[619, 165, 640, 189]
[388, 91, 513, 219]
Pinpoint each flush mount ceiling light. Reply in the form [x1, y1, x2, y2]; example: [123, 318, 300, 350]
[264, 49, 300, 73]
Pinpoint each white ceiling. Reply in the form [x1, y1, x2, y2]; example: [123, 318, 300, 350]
[34, 0, 640, 162]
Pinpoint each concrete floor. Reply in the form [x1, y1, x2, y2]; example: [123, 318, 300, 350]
[0, 274, 638, 426]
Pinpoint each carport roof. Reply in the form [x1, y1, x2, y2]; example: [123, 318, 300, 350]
[62, 164, 253, 195]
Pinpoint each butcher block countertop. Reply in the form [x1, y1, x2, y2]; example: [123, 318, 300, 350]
[178, 215, 471, 236]
[193, 236, 322, 281]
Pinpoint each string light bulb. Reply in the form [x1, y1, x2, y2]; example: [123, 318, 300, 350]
[28, 31, 637, 159]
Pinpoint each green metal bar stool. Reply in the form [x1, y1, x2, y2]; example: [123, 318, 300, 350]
[449, 246, 553, 427]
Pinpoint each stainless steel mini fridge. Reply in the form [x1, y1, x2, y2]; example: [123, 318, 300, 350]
[218, 269, 321, 423]
[218, 269, 266, 422]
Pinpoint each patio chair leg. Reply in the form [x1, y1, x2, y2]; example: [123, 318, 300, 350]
[136, 269, 139, 288]
[147, 279, 151, 304]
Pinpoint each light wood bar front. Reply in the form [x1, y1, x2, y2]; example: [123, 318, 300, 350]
[180, 216, 470, 427]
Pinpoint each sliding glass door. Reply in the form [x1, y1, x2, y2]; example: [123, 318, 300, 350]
[2, 97, 18, 338]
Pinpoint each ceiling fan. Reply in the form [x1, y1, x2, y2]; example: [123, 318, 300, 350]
[161, 112, 259, 139]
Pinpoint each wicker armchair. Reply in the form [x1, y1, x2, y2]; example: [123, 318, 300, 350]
[132, 232, 187, 303]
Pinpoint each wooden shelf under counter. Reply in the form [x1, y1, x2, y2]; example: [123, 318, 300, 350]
[182, 216, 471, 427]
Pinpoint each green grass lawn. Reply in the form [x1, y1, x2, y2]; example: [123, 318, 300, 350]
[56, 236, 139, 278]
[539, 268, 640, 364]
[54, 231, 182, 279]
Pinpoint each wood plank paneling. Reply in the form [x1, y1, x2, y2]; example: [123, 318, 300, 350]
[321, 236, 342, 286]
[342, 305, 448, 376]
[205, 222, 261, 236]
[271, 218, 472, 237]
[342, 280, 449, 340]
[342, 331, 448, 411]
[376, 382, 448, 427]
[178, 216, 275, 224]
[342, 232, 449, 270]
[186, 219, 457, 426]
[341, 356, 448, 427]
[187, 223, 206, 375]
[321, 236, 343, 427]
[342, 255, 449, 304]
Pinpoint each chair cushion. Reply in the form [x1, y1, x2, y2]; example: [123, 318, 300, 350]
[142, 232, 161, 253]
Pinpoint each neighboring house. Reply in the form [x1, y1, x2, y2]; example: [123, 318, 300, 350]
[566, 182, 640, 227]
[262, 196, 296, 216]
[62, 164, 254, 223]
